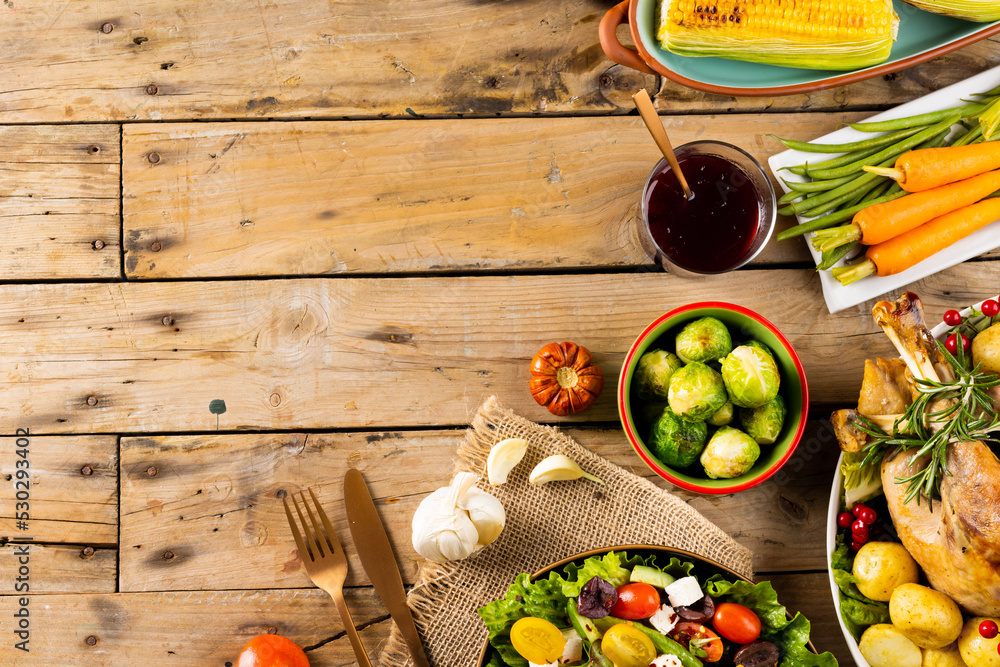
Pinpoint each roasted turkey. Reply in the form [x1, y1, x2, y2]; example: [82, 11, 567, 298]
[835, 291, 1000, 616]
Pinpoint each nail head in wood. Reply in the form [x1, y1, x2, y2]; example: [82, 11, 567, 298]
[145, 84, 158, 96]
[86, 396, 98, 406]
[93, 240, 105, 250]
[86, 636, 98, 646]
[162, 551, 175, 561]
[147, 152, 160, 164]
[162, 316, 173, 326]
[146, 466, 158, 477]
[150, 241, 162, 252]
[267, 626, 277, 635]
[81, 465, 94, 476]
[81, 546, 95, 559]
[100, 22, 114, 33]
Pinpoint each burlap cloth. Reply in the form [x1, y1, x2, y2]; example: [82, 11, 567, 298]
[380, 396, 753, 667]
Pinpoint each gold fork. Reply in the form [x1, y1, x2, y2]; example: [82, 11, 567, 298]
[283, 488, 373, 667]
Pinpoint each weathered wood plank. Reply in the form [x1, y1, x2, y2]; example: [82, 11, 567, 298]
[0, 436, 118, 546]
[118, 422, 839, 592]
[122, 115, 856, 278]
[0, 126, 121, 279]
[0, 0, 655, 124]
[0, 1, 996, 121]
[0, 588, 386, 665]
[1, 267, 994, 434]
[0, 543, 116, 594]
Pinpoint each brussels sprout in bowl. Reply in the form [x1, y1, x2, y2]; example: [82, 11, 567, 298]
[618, 302, 809, 494]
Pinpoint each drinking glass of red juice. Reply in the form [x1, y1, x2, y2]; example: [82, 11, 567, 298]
[640, 140, 776, 277]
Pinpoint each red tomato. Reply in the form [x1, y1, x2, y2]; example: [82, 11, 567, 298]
[712, 602, 762, 644]
[237, 635, 310, 667]
[608, 583, 660, 620]
[669, 622, 724, 663]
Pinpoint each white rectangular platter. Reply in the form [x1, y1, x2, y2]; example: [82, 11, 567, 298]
[768, 65, 1000, 314]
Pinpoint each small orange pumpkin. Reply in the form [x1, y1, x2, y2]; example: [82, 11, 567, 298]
[237, 634, 310, 667]
[529, 342, 604, 416]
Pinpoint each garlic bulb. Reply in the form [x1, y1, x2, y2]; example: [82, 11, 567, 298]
[411, 472, 505, 563]
[486, 438, 528, 485]
[529, 454, 603, 485]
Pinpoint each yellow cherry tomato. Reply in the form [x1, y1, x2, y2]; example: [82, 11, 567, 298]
[601, 623, 656, 667]
[510, 617, 566, 664]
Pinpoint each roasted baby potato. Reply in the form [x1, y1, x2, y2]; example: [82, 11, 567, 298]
[853, 542, 919, 601]
[890, 583, 963, 649]
[972, 323, 1000, 375]
[922, 641, 967, 667]
[860, 624, 922, 667]
[958, 617, 1000, 667]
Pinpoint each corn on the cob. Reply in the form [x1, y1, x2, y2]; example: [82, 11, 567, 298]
[657, 0, 900, 71]
[899, 0, 1000, 22]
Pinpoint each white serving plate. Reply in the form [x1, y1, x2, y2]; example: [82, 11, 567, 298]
[826, 295, 994, 664]
[769, 66, 1000, 314]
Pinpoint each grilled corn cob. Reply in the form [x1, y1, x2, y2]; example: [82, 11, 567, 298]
[899, 0, 1000, 21]
[657, 0, 900, 71]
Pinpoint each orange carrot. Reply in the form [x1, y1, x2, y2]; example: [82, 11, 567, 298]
[864, 143, 1000, 192]
[812, 169, 1000, 253]
[833, 196, 1000, 285]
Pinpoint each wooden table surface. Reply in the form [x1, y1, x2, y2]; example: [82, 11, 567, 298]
[1, 2, 999, 665]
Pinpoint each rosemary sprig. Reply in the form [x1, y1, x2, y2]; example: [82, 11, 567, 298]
[851, 341, 1000, 508]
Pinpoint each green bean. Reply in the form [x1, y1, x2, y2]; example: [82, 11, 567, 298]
[801, 175, 886, 218]
[775, 189, 907, 240]
[860, 179, 891, 204]
[778, 154, 895, 217]
[779, 189, 806, 206]
[817, 241, 860, 271]
[952, 124, 983, 147]
[784, 174, 855, 193]
[806, 115, 958, 181]
[802, 143, 897, 175]
[846, 103, 982, 133]
[783, 165, 809, 176]
[771, 126, 922, 153]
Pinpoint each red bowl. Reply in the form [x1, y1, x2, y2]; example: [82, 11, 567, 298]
[618, 302, 808, 494]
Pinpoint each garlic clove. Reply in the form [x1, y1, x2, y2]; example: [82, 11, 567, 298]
[486, 438, 529, 485]
[459, 486, 506, 545]
[528, 454, 604, 485]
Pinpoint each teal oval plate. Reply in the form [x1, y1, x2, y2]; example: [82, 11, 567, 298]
[633, 0, 1000, 92]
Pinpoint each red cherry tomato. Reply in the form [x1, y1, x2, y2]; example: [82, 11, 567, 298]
[852, 524, 870, 543]
[837, 511, 853, 529]
[981, 619, 999, 639]
[983, 300, 1000, 317]
[851, 503, 867, 518]
[943, 309, 963, 326]
[238, 635, 310, 667]
[857, 506, 877, 525]
[850, 540, 863, 552]
[712, 602, 761, 644]
[669, 622, 723, 663]
[608, 582, 660, 620]
[946, 333, 970, 355]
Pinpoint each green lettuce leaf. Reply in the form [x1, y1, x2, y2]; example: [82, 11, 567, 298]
[560, 551, 632, 596]
[705, 576, 838, 667]
[477, 571, 570, 667]
[830, 534, 889, 640]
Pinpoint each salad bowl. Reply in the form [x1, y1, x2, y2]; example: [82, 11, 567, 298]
[477, 544, 822, 666]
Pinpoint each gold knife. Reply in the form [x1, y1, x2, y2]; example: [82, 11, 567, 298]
[344, 468, 431, 667]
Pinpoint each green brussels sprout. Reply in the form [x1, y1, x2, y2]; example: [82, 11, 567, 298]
[721, 345, 781, 408]
[667, 362, 727, 421]
[647, 407, 708, 468]
[700, 426, 761, 479]
[634, 349, 683, 401]
[739, 395, 787, 445]
[745, 340, 774, 360]
[707, 400, 734, 426]
[675, 317, 732, 364]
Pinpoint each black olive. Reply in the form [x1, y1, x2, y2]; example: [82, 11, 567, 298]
[675, 594, 715, 623]
[577, 576, 618, 619]
[733, 640, 780, 667]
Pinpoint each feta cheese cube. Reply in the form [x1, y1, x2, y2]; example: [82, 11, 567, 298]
[650, 655, 684, 667]
[649, 603, 679, 634]
[665, 576, 704, 608]
[559, 634, 583, 664]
